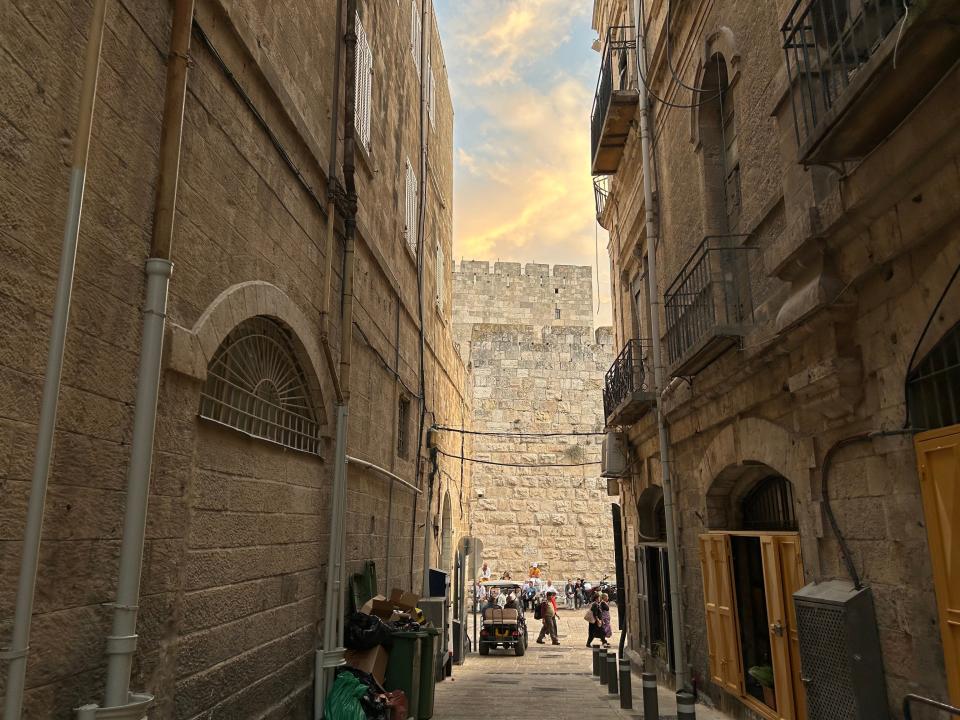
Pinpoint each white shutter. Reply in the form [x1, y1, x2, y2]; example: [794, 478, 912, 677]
[436, 242, 445, 311]
[405, 159, 418, 255]
[410, 0, 422, 77]
[428, 66, 436, 128]
[354, 14, 372, 151]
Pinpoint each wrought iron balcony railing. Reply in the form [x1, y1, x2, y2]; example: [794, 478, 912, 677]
[591, 26, 638, 175]
[604, 339, 655, 427]
[593, 175, 611, 227]
[664, 236, 755, 377]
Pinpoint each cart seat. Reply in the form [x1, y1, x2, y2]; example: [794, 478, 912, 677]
[483, 608, 519, 625]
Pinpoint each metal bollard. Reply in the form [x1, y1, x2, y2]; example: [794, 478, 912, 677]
[619, 659, 633, 709]
[677, 690, 696, 719]
[642, 672, 659, 719]
[599, 648, 609, 684]
[606, 652, 619, 695]
[592, 647, 601, 676]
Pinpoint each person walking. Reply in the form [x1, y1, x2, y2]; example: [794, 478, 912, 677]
[599, 592, 612, 646]
[537, 589, 560, 645]
[586, 592, 607, 648]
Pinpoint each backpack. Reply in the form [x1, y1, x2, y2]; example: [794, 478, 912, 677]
[533, 602, 542, 620]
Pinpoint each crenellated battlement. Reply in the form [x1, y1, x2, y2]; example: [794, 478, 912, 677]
[455, 260, 594, 281]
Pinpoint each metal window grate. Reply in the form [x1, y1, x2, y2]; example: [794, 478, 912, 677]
[593, 175, 610, 222]
[908, 320, 960, 430]
[603, 339, 654, 420]
[796, 603, 857, 719]
[741, 475, 798, 531]
[199, 316, 322, 455]
[590, 25, 636, 167]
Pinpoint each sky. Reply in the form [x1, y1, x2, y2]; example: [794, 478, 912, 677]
[433, 0, 612, 327]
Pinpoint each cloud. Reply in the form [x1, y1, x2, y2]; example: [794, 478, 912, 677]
[435, 0, 612, 325]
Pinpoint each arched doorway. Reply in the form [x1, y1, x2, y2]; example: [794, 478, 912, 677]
[700, 467, 806, 720]
[179, 315, 328, 717]
[634, 485, 674, 670]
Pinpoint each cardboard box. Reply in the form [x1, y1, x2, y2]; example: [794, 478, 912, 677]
[359, 594, 388, 616]
[344, 645, 389, 685]
[389, 588, 419, 612]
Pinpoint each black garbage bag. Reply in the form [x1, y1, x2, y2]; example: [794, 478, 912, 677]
[345, 612, 393, 651]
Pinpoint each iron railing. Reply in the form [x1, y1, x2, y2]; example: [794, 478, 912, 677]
[591, 26, 636, 166]
[603, 339, 653, 421]
[781, 0, 911, 151]
[594, 175, 611, 223]
[664, 236, 754, 371]
[903, 694, 960, 720]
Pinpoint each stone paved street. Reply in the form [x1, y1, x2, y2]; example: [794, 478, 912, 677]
[435, 609, 727, 719]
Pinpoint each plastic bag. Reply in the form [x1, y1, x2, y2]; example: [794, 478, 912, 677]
[345, 612, 393, 651]
[384, 690, 407, 720]
[324, 672, 367, 720]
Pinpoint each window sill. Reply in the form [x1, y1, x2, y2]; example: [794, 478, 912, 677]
[355, 141, 375, 176]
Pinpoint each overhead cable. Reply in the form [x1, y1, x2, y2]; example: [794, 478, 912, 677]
[435, 447, 600, 468]
[432, 424, 606, 438]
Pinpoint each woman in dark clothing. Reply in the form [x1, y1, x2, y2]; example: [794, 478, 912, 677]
[586, 594, 607, 647]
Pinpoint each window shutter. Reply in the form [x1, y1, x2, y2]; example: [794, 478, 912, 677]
[410, 0, 422, 77]
[428, 67, 436, 128]
[405, 159, 418, 254]
[658, 546, 676, 671]
[354, 14, 372, 151]
[698, 533, 744, 694]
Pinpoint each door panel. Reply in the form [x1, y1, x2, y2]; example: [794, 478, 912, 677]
[777, 535, 808, 720]
[636, 545, 651, 652]
[761, 536, 794, 720]
[915, 426, 960, 705]
[700, 534, 744, 694]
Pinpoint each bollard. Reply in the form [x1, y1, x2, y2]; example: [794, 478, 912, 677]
[592, 647, 601, 676]
[599, 648, 609, 684]
[606, 652, 619, 695]
[677, 690, 696, 719]
[642, 672, 659, 719]
[618, 659, 633, 709]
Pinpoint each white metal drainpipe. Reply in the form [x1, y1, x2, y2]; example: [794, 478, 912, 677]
[633, 0, 690, 691]
[1, 2, 109, 717]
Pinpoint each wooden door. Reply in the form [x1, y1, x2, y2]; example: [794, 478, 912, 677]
[760, 535, 807, 720]
[700, 534, 744, 694]
[915, 426, 960, 704]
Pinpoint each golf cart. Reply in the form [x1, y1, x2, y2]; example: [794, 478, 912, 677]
[478, 581, 528, 656]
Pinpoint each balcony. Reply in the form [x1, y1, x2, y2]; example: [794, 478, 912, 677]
[593, 175, 612, 229]
[604, 339, 656, 427]
[782, 0, 960, 164]
[591, 26, 639, 175]
[664, 236, 755, 377]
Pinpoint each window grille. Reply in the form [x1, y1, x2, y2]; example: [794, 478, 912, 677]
[908, 320, 960, 430]
[397, 396, 411, 458]
[199, 316, 322, 455]
[428, 65, 436, 128]
[410, 0, 422, 76]
[555, 308, 561, 320]
[741, 475, 797, 531]
[355, 13, 373, 151]
[404, 159, 418, 255]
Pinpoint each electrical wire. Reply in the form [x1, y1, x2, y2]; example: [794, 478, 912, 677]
[353, 320, 421, 399]
[432, 424, 606, 438]
[435, 447, 600, 468]
[663, 0, 712, 95]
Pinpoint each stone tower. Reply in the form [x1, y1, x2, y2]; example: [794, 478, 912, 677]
[453, 261, 616, 582]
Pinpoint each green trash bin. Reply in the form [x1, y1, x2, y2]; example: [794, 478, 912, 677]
[418, 627, 441, 719]
[384, 630, 425, 719]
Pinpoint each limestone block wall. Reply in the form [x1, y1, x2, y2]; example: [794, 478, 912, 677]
[454, 263, 616, 581]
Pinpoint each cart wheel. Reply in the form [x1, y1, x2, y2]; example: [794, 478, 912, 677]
[515, 640, 525, 656]
[479, 642, 489, 656]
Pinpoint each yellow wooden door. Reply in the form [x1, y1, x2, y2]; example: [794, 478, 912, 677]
[761, 536, 794, 719]
[776, 535, 808, 720]
[699, 534, 744, 694]
[915, 426, 960, 704]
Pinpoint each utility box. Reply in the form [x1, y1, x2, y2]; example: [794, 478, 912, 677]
[601, 431, 628, 478]
[793, 580, 889, 720]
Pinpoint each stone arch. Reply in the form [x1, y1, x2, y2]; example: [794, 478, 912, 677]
[689, 27, 741, 149]
[636, 484, 666, 541]
[166, 281, 334, 432]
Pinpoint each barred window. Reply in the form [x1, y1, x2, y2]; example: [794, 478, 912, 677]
[410, 0, 422, 76]
[355, 13, 373, 151]
[908, 320, 960, 430]
[404, 158, 418, 255]
[199, 316, 322, 455]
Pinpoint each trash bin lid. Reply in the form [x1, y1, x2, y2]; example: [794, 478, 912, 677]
[423, 627, 441, 636]
[392, 630, 423, 638]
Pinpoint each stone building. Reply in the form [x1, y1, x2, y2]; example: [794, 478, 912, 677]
[591, 0, 960, 718]
[0, 1, 470, 718]
[452, 261, 616, 582]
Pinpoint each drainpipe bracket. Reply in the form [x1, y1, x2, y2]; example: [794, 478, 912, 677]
[0, 645, 28, 660]
[105, 634, 139, 655]
[76, 693, 154, 720]
[318, 647, 347, 669]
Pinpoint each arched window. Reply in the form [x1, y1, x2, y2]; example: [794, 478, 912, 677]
[199, 316, 322, 455]
[698, 53, 740, 233]
[741, 475, 797, 531]
[908, 320, 960, 430]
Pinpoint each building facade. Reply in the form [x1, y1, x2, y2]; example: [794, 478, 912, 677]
[0, 1, 470, 718]
[591, 0, 960, 718]
[453, 261, 616, 582]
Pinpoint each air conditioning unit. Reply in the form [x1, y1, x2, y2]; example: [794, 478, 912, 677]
[601, 431, 628, 478]
[793, 580, 888, 720]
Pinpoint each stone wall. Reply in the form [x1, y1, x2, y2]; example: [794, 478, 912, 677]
[0, 1, 469, 717]
[453, 262, 616, 582]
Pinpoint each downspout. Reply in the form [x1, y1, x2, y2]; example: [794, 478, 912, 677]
[86, 1, 196, 715]
[316, 0, 357, 715]
[633, 2, 690, 691]
[417, 0, 435, 598]
[2, 2, 109, 717]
